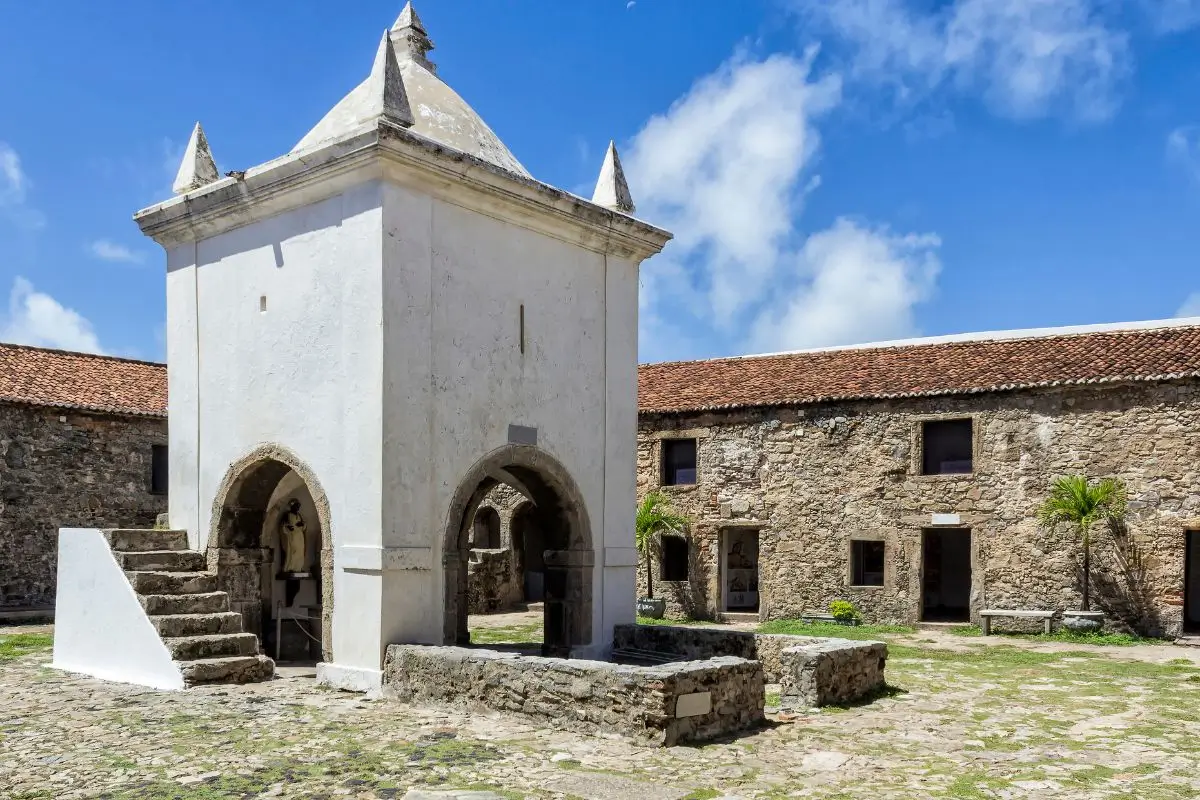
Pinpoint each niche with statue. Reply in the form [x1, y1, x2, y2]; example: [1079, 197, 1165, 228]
[261, 471, 323, 663]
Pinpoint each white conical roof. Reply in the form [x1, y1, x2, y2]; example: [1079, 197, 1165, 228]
[293, 4, 529, 178]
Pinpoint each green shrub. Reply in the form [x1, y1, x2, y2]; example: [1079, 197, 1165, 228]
[829, 600, 862, 625]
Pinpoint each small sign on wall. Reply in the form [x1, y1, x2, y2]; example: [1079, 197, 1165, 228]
[931, 513, 961, 526]
[675, 691, 712, 718]
[508, 425, 537, 446]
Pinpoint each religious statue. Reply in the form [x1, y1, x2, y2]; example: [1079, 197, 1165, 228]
[279, 499, 308, 574]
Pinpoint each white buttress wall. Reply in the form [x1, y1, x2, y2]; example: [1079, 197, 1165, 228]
[52, 528, 183, 690]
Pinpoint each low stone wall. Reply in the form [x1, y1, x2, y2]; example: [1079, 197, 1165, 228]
[383, 645, 764, 746]
[613, 624, 886, 707]
[466, 549, 521, 613]
[778, 638, 887, 708]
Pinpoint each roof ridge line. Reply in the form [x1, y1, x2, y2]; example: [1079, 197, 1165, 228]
[0, 341, 166, 368]
[639, 317, 1200, 368]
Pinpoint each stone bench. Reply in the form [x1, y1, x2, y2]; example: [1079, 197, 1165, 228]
[610, 646, 684, 666]
[979, 609, 1054, 635]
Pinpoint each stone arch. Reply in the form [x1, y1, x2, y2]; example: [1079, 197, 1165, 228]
[208, 444, 333, 663]
[442, 445, 594, 656]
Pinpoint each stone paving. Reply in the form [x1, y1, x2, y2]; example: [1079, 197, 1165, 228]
[3, 622, 1200, 799]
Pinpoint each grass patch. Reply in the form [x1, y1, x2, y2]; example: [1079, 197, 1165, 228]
[635, 616, 716, 627]
[948, 625, 1162, 646]
[0, 633, 52, 661]
[468, 623, 543, 645]
[757, 619, 916, 639]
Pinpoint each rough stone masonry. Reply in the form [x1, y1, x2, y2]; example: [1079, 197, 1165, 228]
[0, 403, 166, 612]
[382, 644, 765, 746]
[638, 379, 1200, 637]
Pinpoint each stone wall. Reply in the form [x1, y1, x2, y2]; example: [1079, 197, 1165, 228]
[778, 638, 888, 708]
[467, 549, 522, 613]
[382, 644, 764, 746]
[0, 403, 167, 610]
[637, 380, 1200, 636]
[613, 623, 886, 707]
[466, 484, 528, 613]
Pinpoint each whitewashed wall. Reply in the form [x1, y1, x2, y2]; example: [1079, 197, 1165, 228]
[379, 182, 636, 655]
[166, 182, 385, 672]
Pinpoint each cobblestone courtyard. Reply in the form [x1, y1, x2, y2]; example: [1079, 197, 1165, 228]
[4, 622, 1200, 799]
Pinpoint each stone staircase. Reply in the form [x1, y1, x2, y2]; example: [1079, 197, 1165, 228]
[104, 529, 274, 685]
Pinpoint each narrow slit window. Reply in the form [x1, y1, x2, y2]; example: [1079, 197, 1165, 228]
[150, 444, 168, 496]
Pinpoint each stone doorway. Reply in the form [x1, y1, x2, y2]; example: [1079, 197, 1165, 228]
[1186, 531, 1200, 633]
[511, 501, 545, 602]
[443, 446, 593, 658]
[209, 447, 332, 665]
[922, 528, 971, 622]
[721, 528, 760, 613]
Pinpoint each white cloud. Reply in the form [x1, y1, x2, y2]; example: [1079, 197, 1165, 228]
[0, 142, 28, 203]
[627, 53, 942, 360]
[1143, 0, 1200, 33]
[0, 142, 45, 230]
[627, 52, 842, 326]
[749, 219, 941, 351]
[1177, 292, 1200, 318]
[792, 0, 1130, 122]
[1168, 125, 1200, 182]
[87, 239, 144, 264]
[1, 277, 105, 354]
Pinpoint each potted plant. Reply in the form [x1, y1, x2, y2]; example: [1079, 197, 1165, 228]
[635, 491, 689, 619]
[1037, 474, 1127, 632]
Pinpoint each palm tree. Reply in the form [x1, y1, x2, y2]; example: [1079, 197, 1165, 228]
[1037, 474, 1127, 612]
[635, 492, 689, 599]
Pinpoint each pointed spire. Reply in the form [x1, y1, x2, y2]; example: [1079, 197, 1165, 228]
[366, 30, 415, 128]
[591, 141, 635, 214]
[390, 1, 436, 72]
[393, 0, 425, 32]
[172, 122, 220, 195]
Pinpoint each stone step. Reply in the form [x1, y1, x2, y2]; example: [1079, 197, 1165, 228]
[105, 529, 188, 552]
[150, 612, 243, 637]
[179, 654, 275, 685]
[139, 591, 229, 615]
[126, 571, 217, 595]
[116, 550, 207, 572]
[164, 632, 259, 660]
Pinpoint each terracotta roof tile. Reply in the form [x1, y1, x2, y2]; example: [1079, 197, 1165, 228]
[638, 323, 1200, 415]
[0, 343, 166, 417]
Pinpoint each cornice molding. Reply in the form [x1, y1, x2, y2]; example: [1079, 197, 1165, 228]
[135, 121, 672, 260]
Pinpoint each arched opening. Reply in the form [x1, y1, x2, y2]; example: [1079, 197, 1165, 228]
[471, 506, 502, 550]
[443, 445, 593, 658]
[510, 501, 544, 602]
[209, 446, 332, 665]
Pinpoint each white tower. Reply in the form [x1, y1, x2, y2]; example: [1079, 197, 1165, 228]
[132, 6, 670, 690]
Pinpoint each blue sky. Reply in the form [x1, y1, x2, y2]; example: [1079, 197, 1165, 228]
[1, 1, 1198, 364]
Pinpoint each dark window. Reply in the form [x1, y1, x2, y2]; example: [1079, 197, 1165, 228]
[661, 536, 689, 581]
[851, 540, 885, 586]
[472, 506, 501, 549]
[150, 444, 168, 495]
[661, 438, 698, 486]
[921, 419, 973, 475]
